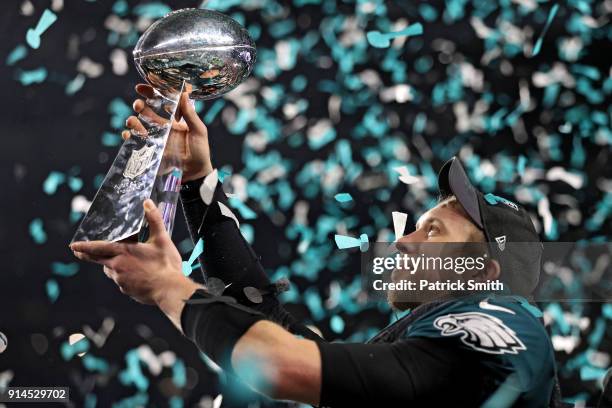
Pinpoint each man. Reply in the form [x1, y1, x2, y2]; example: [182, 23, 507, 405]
[71, 85, 561, 406]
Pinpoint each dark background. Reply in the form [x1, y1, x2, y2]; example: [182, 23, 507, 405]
[1, 0, 610, 406]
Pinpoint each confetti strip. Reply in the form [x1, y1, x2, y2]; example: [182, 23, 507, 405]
[367, 23, 424, 48]
[26, 9, 58, 49]
[4, 0, 610, 404]
[218, 201, 240, 229]
[531, 4, 559, 57]
[199, 169, 219, 205]
[6, 44, 28, 65]
[391, 211, 408, 240]
[334, 193, 353, 203]
[181, 238, 203, 276]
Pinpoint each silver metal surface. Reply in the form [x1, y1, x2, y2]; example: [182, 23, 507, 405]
[72, 85, 184, 243]
[133, 8, 256, 100]
[72, 8, 256, 243]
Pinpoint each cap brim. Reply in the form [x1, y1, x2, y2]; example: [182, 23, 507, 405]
[437, 157, 483, 229]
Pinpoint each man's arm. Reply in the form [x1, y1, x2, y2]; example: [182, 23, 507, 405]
[232, 321, 322, 405]
[180, 172, 325, 342]
[175, 287, 468, 406]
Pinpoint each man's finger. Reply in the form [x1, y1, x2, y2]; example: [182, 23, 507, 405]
[103, 265, 116, 279]
[133, 98, 145, 113]
[143, 199, 167, 242]
[135, 83, 155, 98]
[126, 116, 147, 134]
[177, 92, 206, 133]
[71, 241, 125, 258]
[139, 104, 170, 128]
[73, 250, 115, 267]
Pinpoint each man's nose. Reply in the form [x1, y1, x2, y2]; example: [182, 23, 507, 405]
[395, 232, 421, 254]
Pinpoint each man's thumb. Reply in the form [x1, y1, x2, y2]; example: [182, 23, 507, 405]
[179, 92, 205, 132]
[143, 199, 166, 239]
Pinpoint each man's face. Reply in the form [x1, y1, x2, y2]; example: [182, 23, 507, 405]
[388, 199, 484, 309]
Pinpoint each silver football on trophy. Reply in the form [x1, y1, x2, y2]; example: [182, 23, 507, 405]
[133, 8, 256, 100]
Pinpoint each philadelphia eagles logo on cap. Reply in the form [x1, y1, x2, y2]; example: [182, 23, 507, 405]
[433, 312, 526, 355]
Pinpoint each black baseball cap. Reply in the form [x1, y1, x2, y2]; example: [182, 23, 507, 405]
[437, 156, 543, 296]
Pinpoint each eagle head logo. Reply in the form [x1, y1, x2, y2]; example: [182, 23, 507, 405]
[434, 312, 526, 355]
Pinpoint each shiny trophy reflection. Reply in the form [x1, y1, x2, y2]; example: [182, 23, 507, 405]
[72, 8, 256, 243]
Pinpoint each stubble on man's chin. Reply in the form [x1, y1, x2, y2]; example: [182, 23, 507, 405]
[387, 291, 421, 311]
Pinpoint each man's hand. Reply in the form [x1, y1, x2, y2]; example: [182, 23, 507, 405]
[123, 83, 213, 182]
[70, 199, 201, 329]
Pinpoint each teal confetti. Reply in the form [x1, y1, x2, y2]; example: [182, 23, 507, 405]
[51, 262, 79, 277]
[169, 396, 183, 408]
[112, 0, 129, 16]
[46, 279, 59, 303]
[102, 132, 121, 147]
[118, 349, 149, 391]
[229, 197, 257, 219]
[16, 67, 47, 85]
[602, 304, 612, 320]
[203, 99, 225, 123]
[43, 171, 66, 194]
[29, 218, 47, 244]
[204, 0, 243, 11]
[60, 336, 90, 360]
[334, 234, 361, 249]
[65, 74, 86, 95]
[517, 156, 526, 176]
[367, 23, 423, 48]
[419, 4, 438, 22]
[330, 315, 345, 333]
[334, 193, 353, 203]
[6, 44, 27, 66]
[132, 3, 172, 19]
[304, 288, 325, 320]
[172, 359, 187, 387]
[532, 4, 559, 57]
[112, 393, 148, 408]
[240, 224, 255, 244]
[84, 394, 97, 408]
[68, 177, 83, 192]
[359, 233, 369, 252]
[579, 366, 607, 382]
[26, 9, 58, 49]
[182, 238, 203, 276]
[108, 98, 131, 130]
[82, 354, 110, 373]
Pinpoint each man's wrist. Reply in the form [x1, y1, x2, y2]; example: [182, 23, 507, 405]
[183, 165, 214, 183]
[155, 276, 204, 332]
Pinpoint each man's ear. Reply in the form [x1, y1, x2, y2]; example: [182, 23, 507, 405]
[484, 259, 500, 281]
[473, 258, 500, 281]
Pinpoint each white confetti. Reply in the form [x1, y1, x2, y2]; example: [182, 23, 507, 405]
[110, 49, 128, 76]
[537, 197, 554, 238]
[77, 57, 104, 78]
[20, 0, 34, 16]
[546, 167, 584, 189]
[393, 166, 423, 186]
[391, 211, 408, 241]
[199, 169, 218, 205]
[68, 333, 87, 357]
[218, 201, 240, 228]
[71, 195, 91, 214]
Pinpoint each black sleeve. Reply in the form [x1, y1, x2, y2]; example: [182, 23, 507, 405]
[316, 338, 482, 407]
[179, 175, 325, 343]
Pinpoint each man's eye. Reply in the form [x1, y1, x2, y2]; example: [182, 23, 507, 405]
[427, 225, 439, 237]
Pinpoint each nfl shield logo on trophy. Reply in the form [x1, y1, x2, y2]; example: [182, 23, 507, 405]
[123, 144, 155, 179]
